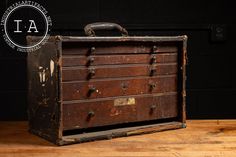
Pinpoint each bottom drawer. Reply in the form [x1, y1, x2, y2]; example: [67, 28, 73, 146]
[63, 93, 178, 130]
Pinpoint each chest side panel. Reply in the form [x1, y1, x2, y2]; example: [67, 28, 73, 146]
[27, 37, 62, 142]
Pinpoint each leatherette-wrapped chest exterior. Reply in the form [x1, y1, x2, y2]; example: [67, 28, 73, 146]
[27, 23, 187, 145]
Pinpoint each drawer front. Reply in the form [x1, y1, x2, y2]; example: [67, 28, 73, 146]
[62, 53, 177, 67]
[63, 93, 178, 130]
[62, 75, 177, 101]
[62, 63, 177, 81]
[62, 42, 178, 55]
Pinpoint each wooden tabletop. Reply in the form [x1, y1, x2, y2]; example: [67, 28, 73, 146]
[0, 120, 236, 157]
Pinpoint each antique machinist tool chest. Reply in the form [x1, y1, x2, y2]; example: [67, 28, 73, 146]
[27, 22, 187, 145]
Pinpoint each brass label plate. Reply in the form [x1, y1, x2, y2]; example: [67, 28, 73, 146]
[114, 97, 136, 106]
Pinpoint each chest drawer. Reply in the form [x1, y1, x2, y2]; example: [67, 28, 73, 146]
[63, 93, 178, 130]
[62, 53, 178, 67]
[61, 42, 178, 55]
[62, 75, 177, 101]
[62, 63, 177, 81]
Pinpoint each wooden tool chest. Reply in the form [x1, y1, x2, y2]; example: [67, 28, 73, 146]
[27, 23, 187, 145]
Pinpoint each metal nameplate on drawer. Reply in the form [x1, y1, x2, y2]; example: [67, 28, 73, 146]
[114, 97, 136, 106]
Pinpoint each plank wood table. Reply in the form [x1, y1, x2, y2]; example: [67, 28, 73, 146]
[0, 120, 236, 157]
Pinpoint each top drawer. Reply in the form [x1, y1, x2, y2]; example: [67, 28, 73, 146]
[61, 42, 178, 55]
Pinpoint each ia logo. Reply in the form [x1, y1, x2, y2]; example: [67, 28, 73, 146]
[1, 1, 52, 52]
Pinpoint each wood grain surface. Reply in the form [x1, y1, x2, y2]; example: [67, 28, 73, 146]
[1, 120, 236, 157]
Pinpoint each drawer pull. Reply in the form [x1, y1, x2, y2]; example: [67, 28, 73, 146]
[150, 55, 156, 64]
[87, 47, 96, 55]
[150, 67, 157, 76]
[88, 69, 95, 79]
[152, 45, 158, 53]
[149, 83, 156, 90]
[87, 111, 95, 121]
[90, 47, 96, 53]
[88, 111, 95, 117]
[88, 87, 97, 96]
[87, 57, 94, 65]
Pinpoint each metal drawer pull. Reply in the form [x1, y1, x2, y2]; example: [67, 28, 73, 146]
[152, 45, 158, 53]
[149, 83, 156, 90]
[89, 57, 94, 64]
[150, 55, 156, 64]
[88, 87, 97, 96]
[87, 57, 94, 66]
[88, 111, 95, 117]
[87, 111, 95, 121]
[88, 68, 95, 77]
[87, 47, 96, 55]
[90, 47, 96, 53]
[150, 68, 157, 76]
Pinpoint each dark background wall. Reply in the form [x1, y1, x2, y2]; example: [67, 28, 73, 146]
[0, 0, 236, 120]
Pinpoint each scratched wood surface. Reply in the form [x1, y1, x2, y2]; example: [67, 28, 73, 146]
[0, 120, 236, 157]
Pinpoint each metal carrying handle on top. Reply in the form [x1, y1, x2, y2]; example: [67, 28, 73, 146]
[84, 22, 128, 37]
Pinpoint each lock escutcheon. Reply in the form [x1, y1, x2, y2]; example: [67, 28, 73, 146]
[150, 104, 157, 110]
[150, 104, 157, 114]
